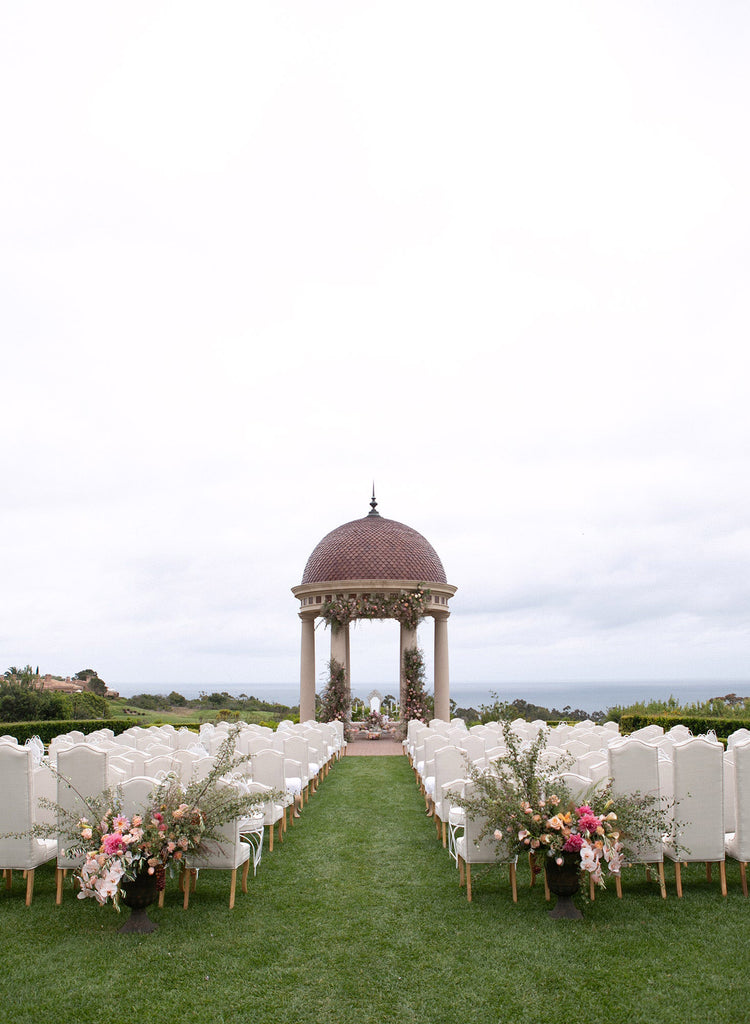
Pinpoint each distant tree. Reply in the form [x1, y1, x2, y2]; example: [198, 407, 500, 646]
[3, 665, 41, 689]
[74, 669, 107, 696]
[167, 690, 187, 706]
[201, 692, 231, 707]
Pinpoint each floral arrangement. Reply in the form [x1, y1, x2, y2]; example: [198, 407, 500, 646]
[364, 709, 384, 730]
[402, 646, 430, 723]
[321, 586, 431, 634]
[498, 795, 624, 885]
[27, 727, 277, 909]
[453, 719, 680, 889]
[72, 789, 202, 905]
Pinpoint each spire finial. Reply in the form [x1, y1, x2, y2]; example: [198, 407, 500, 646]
[368, 482, 380, 517]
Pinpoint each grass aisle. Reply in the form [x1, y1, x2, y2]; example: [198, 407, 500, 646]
[2, 755, 750, 1023]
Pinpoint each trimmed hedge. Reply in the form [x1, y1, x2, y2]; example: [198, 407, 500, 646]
[620, 713, 750, 741]
[0, 719, 200, 744]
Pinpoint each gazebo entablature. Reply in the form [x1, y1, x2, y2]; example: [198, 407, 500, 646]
[291, 578, 457, 724]
[291, 578, 457, 615]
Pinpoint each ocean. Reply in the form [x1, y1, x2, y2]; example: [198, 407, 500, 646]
[112, 679, 748, 714]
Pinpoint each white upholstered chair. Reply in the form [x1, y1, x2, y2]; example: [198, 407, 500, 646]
[55, 744, 112, 904]
[181, 796, 253, 910]
[430, 746, 469, 846]
[725, 741, 750, 896]
[662, 737, 726, 897]
[454, 781, 517, 902]
[0, 745, 57, 905]
[608, 738, 666, 898]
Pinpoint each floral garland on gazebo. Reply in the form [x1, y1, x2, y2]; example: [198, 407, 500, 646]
[318, 658, 350, 725]
[321, 585, 431, 634]
[402, 646, 430, 722]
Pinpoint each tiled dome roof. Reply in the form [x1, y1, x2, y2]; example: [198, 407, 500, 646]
[301, 514, 447, 585]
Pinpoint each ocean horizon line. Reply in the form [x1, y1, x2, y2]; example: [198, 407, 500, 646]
[112, 678, 749, 715]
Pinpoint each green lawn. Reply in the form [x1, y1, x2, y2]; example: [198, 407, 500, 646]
[2, 755, 749, 1024]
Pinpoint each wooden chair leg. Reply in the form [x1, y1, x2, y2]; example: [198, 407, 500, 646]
[4, 870, 12, 891]
[739, 862, 748, 898]
[442, 820, 447, 848]
[658, 862, 667, 899]
[56, 868, 64, 905]
[241, 859, 250, 895]
[228, 869, 237, 909]
[458, 856, 465, 887]
[25, 869, 35, 907]
[615, 873, 623, 898]
[509, 861, 518, 903]
[645, 864, 652, 882]
[435, 815, 441, 840]
[719, 860, 727, 897]
[675, 861, 683, 898]
[589, 873, 595, 901]
[269, 821, 274, 852]
[158, 888, 165, 908]
[466, 863, 472, 902]
[182, 869, 191, 909]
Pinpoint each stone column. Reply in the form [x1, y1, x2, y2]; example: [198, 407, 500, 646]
[433, 612, 450, 721]
[344, 623, 351, 707]
[399, 622, 418, 716]
[299, 613, 316, 723]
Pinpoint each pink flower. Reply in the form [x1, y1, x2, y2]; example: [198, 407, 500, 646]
[562, 834, 584, 852]
[102, 832, 125, 856]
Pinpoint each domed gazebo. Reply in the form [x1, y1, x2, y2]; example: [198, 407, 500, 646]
[291, 494, 457, 722]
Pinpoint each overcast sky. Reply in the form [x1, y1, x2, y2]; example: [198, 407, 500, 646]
[2, 2, 749, 699]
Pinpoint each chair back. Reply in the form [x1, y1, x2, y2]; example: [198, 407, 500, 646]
[664, 737, 724, 862]
[120, 776, 159, 816]
[608, 737, 662, 862]
[0, 745, 57, 874]
[252, 749, 285, 790]
[0, 745, 36, 863]
[732, 742, 750, 860]
[55, 744, 111, 868]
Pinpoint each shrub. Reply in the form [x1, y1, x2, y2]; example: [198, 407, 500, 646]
[620, 713, 750, 741]
[0, 718, 134, 744]
[0, 684, 72, 722]
[70, 692, 109, 720]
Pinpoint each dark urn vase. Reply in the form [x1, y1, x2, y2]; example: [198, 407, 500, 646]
[119, 870, 159, 934]
[545, 852, 583, 920]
